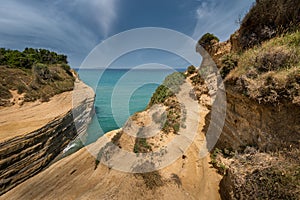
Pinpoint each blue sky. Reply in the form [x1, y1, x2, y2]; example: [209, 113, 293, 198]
[0, 0, 255, 68]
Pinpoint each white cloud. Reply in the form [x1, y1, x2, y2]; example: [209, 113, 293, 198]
[193, 0, 255, 41]
[0, 0, 120, 66]
[196, 1, 216, 19]
[72, 0, 119, 37]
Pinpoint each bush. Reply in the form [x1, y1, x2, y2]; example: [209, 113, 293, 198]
[173, 123, 180, 133]
[148, 72, 185, 106]
[198, 33, 220, 51]
[134, 138, 151, 153]
[162, 72, 186, 94]
[33, 63, 52, 84]
[255, 47, 295, 72]
[0, 84, 12, 99]
[136, 171, 164, 190]
[220, 54, 238, 78]
[40, 93, 50, 102]
[187, 65, 196, 75]
[61, 63, 71, 71]
[148, 85, 173, 106]
[237, 0, 300, 49]
[0, 50, 75, 107]
[17, 84, 27, 94]
[190, 72, 205, 85]
[0, 48, 68, 69]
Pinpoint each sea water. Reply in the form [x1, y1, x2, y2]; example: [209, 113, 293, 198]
[76, 68, 184, 145]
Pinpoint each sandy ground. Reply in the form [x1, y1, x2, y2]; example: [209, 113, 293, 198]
[0, 80, 93, 142]
[1, 125, 221, 200]
[1, 80, 222, 200]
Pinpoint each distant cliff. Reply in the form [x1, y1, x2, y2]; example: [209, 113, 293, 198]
[0, 48, 75, 106]
[0, 80, 94, 195]
[0, 47, 95, 195]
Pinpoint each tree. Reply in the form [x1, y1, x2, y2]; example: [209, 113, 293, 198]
[198, 33, 220, 51]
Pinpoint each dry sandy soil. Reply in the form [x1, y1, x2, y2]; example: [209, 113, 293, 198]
[0, 80, 93, 142]
[1, 124, 221, 200]
[1, 80, 222, 200]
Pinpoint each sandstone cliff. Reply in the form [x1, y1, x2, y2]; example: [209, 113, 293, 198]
[0, 80, 95, 195]
[0, 73, 222, 200]
[198, 15, 300, 200]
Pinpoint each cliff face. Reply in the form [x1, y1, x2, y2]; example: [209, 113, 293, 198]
[200, 30, 300, 152]
[212, 87, 300, 151]
[197, 17, 300, 198]
[0, 74, 223, 200]
[0, 81, 95, 195]
[211, 85, 300, 199]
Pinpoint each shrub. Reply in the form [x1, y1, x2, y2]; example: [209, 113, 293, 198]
[148, 72, 185, 106]
[17, 84, 27, 94]
[173, 123, 180, 133]
[187, 65, 196, 75]
[190, 72, 205, 85]
[134, 138, 151, 153]
[198, 33, 220, 47]
[220, 54, 238, 79]
[136, 171, 164, 190]
[0, 84, 12, 99]
[255, 47, 295, 72]
[33, 63, 52, 84]
[40, 93, 50, 102]
[198, 33, 220, 49]
[0, 49, 75, 106]
[163, 72, 186, 93]
[61, 63, 71, 71]
[0, 48, 68, 68]
[237, 0, 300, 49]
[148, 85, 173, 106]
[170, 173, 182, 187]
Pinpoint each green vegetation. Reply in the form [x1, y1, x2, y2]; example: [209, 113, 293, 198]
[198, 33, 220, 51]
[227, 31, 300, 104]
[0, 48, 68, 68]
[198, 33, 219, 47]
[237, 0, 300, 49]
[187, 65, 196, 75]
[161, 99, 182, 134]
[210, 148, 228, 175]
[148, 85, 173, 106]
[0, 48, 74, 106]
[134, 138, 152, 153]
[220, 54, 238, 79]
[148, 72, 185, 106]
[162, 72, 186, 94]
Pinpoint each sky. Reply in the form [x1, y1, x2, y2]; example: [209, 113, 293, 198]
[0, 0, 255, 68]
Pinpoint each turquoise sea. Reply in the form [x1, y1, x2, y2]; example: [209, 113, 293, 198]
[76, 68, 184, 145]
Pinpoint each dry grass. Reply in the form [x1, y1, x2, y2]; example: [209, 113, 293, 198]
[237, 0, 300, 49]
[226, 32, 300, 104]
[0, 64, 75, 106]
[219, 147, 300, 200]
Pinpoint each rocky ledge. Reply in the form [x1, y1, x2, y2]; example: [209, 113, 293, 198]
[0, 80, 95, 195]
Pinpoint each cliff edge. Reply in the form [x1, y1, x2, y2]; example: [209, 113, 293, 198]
[0, 48, 95, 195]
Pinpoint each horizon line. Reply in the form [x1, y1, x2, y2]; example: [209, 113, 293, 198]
[72, 67, 187, 70]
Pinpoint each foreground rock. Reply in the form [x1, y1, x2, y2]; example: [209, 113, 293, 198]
[1, 80, 222, 200]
